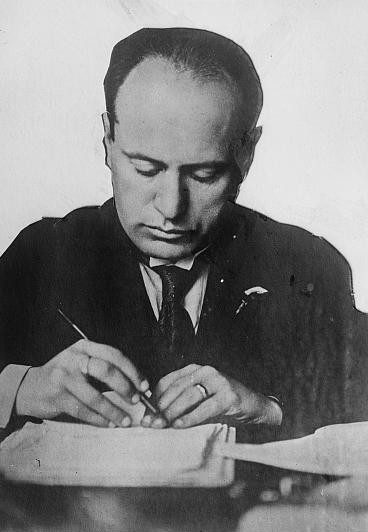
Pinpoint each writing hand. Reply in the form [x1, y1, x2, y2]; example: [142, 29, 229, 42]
[15, 339, 149, 427]
[142, 364, 282, 429]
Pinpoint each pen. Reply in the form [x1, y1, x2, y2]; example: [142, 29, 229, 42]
[57, 308, 159, 416]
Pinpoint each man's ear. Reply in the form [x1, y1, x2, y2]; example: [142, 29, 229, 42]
[234, 125, 262, 178]
[102, 112, 113, 169]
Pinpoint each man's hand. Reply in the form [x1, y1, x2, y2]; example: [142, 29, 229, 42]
[141, 364, 282, 429]
[15, 340, 149, 427]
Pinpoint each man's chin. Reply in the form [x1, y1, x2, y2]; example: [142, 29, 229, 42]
[138, 240, 196, 262]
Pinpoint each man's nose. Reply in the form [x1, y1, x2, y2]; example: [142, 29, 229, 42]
[154, 171, 188, 221]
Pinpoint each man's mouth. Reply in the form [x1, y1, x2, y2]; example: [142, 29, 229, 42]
[147, 226, 191, 240]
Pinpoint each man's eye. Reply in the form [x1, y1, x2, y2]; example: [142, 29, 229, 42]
[191, 168, 221, 182]
[136, 168, 160, 177]
[131, 160, 160, 177]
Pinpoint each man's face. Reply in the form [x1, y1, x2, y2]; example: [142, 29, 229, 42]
[104, 57, 245, 261]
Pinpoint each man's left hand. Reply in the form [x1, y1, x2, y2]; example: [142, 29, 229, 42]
[141, 364, 282, 429]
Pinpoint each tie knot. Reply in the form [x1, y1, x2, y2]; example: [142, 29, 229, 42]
[153, 265, 195, 302]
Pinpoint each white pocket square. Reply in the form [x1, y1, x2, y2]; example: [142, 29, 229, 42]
[235, 287, 269, 315]
[243, 286, 269, 296]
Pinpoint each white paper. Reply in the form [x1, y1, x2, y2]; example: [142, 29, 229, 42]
[217, 422, 368, 476]
[0, 420, 235, 487]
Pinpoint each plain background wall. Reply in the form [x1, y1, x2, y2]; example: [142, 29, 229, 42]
[1, 0, 368, 310]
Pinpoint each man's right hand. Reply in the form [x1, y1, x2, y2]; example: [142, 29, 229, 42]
[15, 340, 149, 427]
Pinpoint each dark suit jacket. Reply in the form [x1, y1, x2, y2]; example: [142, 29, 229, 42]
[0, 199, 366, 440]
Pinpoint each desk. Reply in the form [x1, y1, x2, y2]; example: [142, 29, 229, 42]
[1, 483, 239, 531]
[0, 465, 344, 532]
[238, 475, 368, 532]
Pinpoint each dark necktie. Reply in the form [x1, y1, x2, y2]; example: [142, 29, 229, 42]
[153, 265, 197, 357]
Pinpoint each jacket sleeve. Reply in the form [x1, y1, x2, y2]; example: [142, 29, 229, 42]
[0, 220, 52, 371]
[279, 233, 368, 438]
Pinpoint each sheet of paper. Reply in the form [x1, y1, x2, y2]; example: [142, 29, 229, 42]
[0, 420, 235, 487]
[217, 422, 368, 476]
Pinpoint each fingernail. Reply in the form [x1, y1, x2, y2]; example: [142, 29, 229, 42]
[146, 389, 153, 398]
[142, 415, 152, 426]
[173, 419, 184, 428]
[140, 380, 149, 392]
[131, 393, 140, 404]
[152, 418, 164, 429]
[108, 421, 117, 428]
[121, 417, 131, 427]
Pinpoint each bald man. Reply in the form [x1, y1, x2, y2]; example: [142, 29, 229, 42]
[0, 28, 364, 441]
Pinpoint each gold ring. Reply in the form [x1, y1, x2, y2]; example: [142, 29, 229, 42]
[195, 383, 209, 400]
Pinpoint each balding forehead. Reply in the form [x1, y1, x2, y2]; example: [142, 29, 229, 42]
[105, 27, 263, 137]
[112, 57, 242, 167]
[115, 56, 243, 130]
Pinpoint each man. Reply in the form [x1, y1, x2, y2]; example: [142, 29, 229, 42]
[0, 28, 364, 440]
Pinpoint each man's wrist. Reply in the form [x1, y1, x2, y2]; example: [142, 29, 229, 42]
[235, 388, 283, 427]
[264, 395, 283, 426]
[0, 364, 32, 429]
[246, 392, 283, 426]
[14, 366, 35, 417]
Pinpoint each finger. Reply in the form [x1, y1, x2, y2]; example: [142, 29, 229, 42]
[141, 413, 167, 429]
[62, 396, 111, 427]
[161, 385, 208, 423]
[141, 398, 168, 428]
[172, 397, 221, 428]
[156, 364, 201, 394]
[65, 376, 132, 427]
[141, 413, 153, 427]
[155, 364, 201, 399]
[157, 365, 214, 411]
[86, 356, 137, 402]
[73, 340, 148, 392]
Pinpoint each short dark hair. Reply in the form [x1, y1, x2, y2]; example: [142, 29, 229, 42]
[104, 27, 263, 141]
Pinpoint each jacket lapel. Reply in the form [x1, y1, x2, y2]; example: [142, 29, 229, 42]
[194, 202, 273, 381]
[86, 201, 159, 378]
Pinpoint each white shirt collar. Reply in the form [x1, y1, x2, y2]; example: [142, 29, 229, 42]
[148, 247, 208, 271]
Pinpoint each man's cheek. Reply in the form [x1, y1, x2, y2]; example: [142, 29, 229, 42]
[203, 200, 224, 224]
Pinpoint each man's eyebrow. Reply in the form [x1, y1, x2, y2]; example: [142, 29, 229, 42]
[121, 150, 231, 170]
[182, 161, 231, 171]
[121, 150, 166, 166]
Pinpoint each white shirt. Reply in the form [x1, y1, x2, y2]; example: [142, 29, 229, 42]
[140, 255, 209, 332]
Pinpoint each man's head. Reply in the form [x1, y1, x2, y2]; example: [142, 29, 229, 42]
[103, 27, 262, 260]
